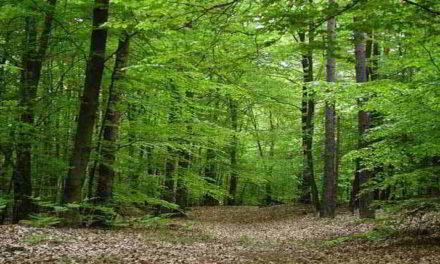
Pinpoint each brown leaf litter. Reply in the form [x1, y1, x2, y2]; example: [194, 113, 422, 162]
[1, 205, 439, 263]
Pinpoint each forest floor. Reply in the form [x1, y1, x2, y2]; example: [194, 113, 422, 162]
[1, 205, 440, 264]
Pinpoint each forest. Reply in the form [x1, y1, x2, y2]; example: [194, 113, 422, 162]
[0, 0, 439, 263]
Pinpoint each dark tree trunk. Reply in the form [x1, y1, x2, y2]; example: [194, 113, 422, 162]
[64, 0, 110, 203]
[227, 98, 239, 206]
[298, 30, 319, 211]
[354, 28, 375, 218]
[203, 97, 220, 206]
[13, 0, 57, 222]
[250, 107, 272, 205]
[175, 89, 194, 209]
[164, 155, 176, 204]
[335, 115, 341, 182]
[175, 150, 190, 209]
[0, 54, 8, 193]
[367, 35, 380, 82]
[349, 167, 360, 212]
[320, 0, 337, 218]
[0, 148, 12, 193]
[203, 147, 218, 206]
[266, 111, 276, 205]
[162, 81, 182, 205]
[0, 55, 5, 99]
[95, 33, 131, 203]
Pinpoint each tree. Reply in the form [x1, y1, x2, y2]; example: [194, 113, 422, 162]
[320, 0, 338, 218]
[13, 0, 57, 222]
[350, 29, 381, 214]
[298, 28, 320, 211]
[353, 23, 375, 218]
[227, 98, 239, 206]
[63, 0, 110, 203]
[95, 33, 131, 203]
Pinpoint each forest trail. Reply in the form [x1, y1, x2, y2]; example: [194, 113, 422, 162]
[1, 205, 439, 264]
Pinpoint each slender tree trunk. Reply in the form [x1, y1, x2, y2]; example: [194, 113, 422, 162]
[355, 29, 376, 218]
[0, 148, 12, 193]
[203, 146, 218, 206]
[335, 115, 341, 185]
[320, 0, 337, 218]
[64, 0, 110, 204]
[227, 98, 239, 206]
[164, 154, 176, 204]
[126, 104, 139, 186]
[0, 55, 5, 99]
[298, 30, 319, 211]
[162, 81, 181, 205]
[0, 54, 8, 193]
[266, 111, 276, 205]
[202, 97, 220, 206]
[174, 89, 194, 209]
[250, 107, 271, 204]
[86, 118, 105, 199]
[13, 0, 57, 222]
[145, 146, 156, 176]
[95, 33, 130, 203]
[175, 150, 190, 209]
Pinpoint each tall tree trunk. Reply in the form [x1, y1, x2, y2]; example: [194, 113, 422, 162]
[0, 55, 5, 99]
[0, 148, 12, 193]
[162, 81, 181, 205]
[0, 53, 8, 192]
[95, 33, 130, 203]
[175, 89, 194, 209]
[249, 107, 270, 204]
[227, 98, 239, 206]
[203, 96, 220, 206]
[266, 110, 276, 205]
[203, 147, 218, 206]
[355, 29, 376, 218]
[175, 150, 190, 209]
[320, 0, 337, 218]
[349, 168, 360, 212]
[298, 29, 319, 211]
[163, 155, 176, 204]
[13, 0, 57, 222]
[64, 0, 110, 204]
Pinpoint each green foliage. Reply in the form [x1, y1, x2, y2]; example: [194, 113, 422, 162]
[0, 195, 8, 212]
[22, 233, 66, 245]
[377, 198, 440, 235]
[21, 214, 62, 228]
[0, 0, 439, 226]
[114, 215, 171, 229]
[324, 223, 399, 247]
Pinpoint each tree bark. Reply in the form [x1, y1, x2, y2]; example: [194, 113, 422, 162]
[202, 96, 220, 206]
[175, 149, 190, 209]
[175, 89, 195, 209]
[95, 33, 130, 203]
[298, 30, 319, 211]
[64, 0, 110, 204]
[227, 98, 239, 206]
[320, 0, 337, 218]
[355, 29, 376, 218]
[13, 0, 57, 222]
[162, 81, 181, 206]
[203, 147, 218, 206]
[266, 111, 276, 205]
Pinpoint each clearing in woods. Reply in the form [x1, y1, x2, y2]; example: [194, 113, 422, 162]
[1, 205, 439, 264]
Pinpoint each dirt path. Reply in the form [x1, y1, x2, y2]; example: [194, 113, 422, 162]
[1, 205, 439, 263]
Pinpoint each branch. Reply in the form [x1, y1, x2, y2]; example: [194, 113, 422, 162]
[421, 44, 440, 73]
[311, 0, 362, 31]
[402, 0, 440, 16]
[180, 0, 241, 29]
